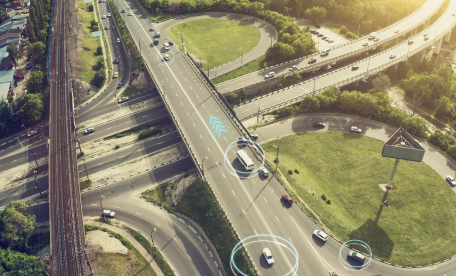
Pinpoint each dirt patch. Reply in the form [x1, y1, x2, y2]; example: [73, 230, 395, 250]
[188, 53, 207, 69]
[171, 173, 198, 204]
[74, 79, 101, 107]
[80, 134, 138, 159]
[379, 183, 397, 192]
[79, 96, 163, 128]
[242, 115, 275, 129]
[131, 67, 155, 90]
[81, 143, 188, 188]
[86, 230, 129, 254]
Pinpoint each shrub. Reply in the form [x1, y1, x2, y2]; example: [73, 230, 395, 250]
[114, 145, 120, 149]
[288, 169, 293, 174]
[294, 169, 299, 174]
[321, 194, 327, 201]
[138, 128, 160, 139]
[340, 25, 348, 34]
[88, 4, 93, 11]
[326, 199, 331, 205]
[346, 31, 356, 39]
[96, 46, 102, 55]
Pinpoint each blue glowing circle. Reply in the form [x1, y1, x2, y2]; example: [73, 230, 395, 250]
[230, 234, 298, 276]
[224, 139, 265, 175]
[157, 49, 175, 64]
[339, 240, 372, 269]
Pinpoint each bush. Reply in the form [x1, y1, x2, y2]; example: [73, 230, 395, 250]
[88, 4, 93, 11]
[96, 46, 102, 55]
[326, 199, 331, 205]
[114, 145, 120, 149]
[340, 25, 348, 35]
[288, 169, 293, 174]
[346, 31, 356, 39]
[321, 194, 326, 201]
[294, 169, 299, 174]
[138, 128, 160, 139]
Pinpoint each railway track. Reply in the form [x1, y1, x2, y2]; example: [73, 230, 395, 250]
[48, 0, 85, 274]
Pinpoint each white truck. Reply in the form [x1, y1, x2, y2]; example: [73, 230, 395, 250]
[368, 32, 377, 40]
[320, 48, 331, 56]
[102, 209, 116, 218]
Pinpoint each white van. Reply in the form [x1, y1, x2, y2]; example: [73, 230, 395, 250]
[368, 32, 377, 40]
[320, 48, 331, 56]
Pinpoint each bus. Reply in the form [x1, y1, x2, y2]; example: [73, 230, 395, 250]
[236, 150, 255, 171]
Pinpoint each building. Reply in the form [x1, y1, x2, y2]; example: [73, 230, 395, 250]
[8, 1, 25, 10]
[0, 48, 16, 101]
[0, 14, 27, 49]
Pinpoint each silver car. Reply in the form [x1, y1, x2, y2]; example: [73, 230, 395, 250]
[446, 175, 456, 186]
[84, 127, 95, 134]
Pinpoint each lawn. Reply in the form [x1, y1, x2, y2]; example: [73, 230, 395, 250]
[324, 24, 361, 40]
[262, 132, 456, 267]
[77, 0, 102, 83]
[166, 18, 261, 69]
[120, 84, 142, 97]
[213, 55, 266, 84]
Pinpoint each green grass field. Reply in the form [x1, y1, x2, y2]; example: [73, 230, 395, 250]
[263, 132, 456, 267]
[213, 55, 266, 84]
[77, 0, 102, 83]
[167, 18, 260, 69]
[324, 24, 360, 40]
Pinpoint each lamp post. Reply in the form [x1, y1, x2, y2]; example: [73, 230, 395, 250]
[358, 22, 363, 36]
[256, 107, 263, 128]
[406, 43, 411, 59]
[100, 195, 105, 219]
[312, 71, 316, 96]
[202, 156, 208, 173]
[273, 145, 279, 173]
[34, 171, 42, 195]
[365, 54, 372, 77]
[151, 227, 157, 248]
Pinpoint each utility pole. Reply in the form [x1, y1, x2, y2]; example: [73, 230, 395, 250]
[273, 145, 279, 173]
[83, 164, 90, 181]
[80, 249, 95, 275]
[256, 107, 263, 128]
[31, 151, 39, 167]
[100, 195, 105, 220]
[34, 174, 42, 195]
[151, 227, 157, 248]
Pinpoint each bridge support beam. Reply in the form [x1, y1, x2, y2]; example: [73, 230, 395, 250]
[420, 48, 426, 62]
[393, 63, 399, 72]
[412, 28, 417, 36]
[434, 38, 443, 55]
[424, 19, 430, 28]
[444, 30, 452, 42]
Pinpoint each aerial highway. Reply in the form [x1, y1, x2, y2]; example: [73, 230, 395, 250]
[216, 0, 443, 94]
[113, 0, 456, 275]
[234, 0, 456, 120]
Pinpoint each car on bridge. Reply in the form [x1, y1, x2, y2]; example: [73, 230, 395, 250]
[408, 40, 414, 45]
[351, 126, 362, 133]
[352, 65, 359, 70]
[363, 43, 369, 46]
[313, 230, 328, 242]
[446, 175, 456, 186]
[84, 127, 94, 134]
[265, 72, 275, 79]
[390, 54, 396, 59]
[289, 65, 298, 71]
[263, 248, 274, 265]
[27, 130, 38, 137]
[308, 58, 317, 64]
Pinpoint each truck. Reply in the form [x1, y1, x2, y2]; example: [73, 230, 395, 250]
[368, 32, 377, 40]
[102, 209, 116, 218]
[320, 48, 331, 56]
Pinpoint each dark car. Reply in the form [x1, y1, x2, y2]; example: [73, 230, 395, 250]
[153, 39, 159, 45]
[313, 122, 326, 128]
[282, 195, 293, 205]
[117, 82, 123, 88]
[169, 41, 174, 46]
[308, 58, 317, 64]
[26, 63, 32, 70]
[352, 66, 359, 70]
[114, 58, 119, 63]
[111, 25, 116, 30]
[317, 34, 324, 37]
[408, 40, 414, 45]
[315, 24, 321, 28]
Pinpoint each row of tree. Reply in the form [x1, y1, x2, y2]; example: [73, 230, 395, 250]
[275, 86, 428, 139]
[0, 93, 44, 136]
[25, 0, 51, 44]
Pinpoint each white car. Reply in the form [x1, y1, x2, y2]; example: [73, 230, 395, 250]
[27, 130, 38, 137]
[102, 15, 106, 19]
[259, 168, 269, 177]
[102, 209, 116, 218]
[163, 54, 170, 61]
[118, 96, 129, 103]
[289, 65, 298, 71]
[446, 175, 456, 186]
[129, 12, 132, 16]
[107, 13, 111, 17]
[84, 127, 95, 134]
[390, 54, 396, 59]
[263, 248, 274, 265]
[265, 72, 275, 79]
[351, 126, 362, 133]
[313, 230, 328, 242]
[117, 38, 121, 43]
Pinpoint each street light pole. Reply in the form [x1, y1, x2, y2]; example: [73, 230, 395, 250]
[202, 156, 208, 173]
[273, 145, 279, 173]
[256, 107, 263, 128]
[151, 227, 157, 248]
[31, 151, 39, 167]
[100, 195, 105, 219]
[365, 55, 371, 77]
[387, 12, 391, 27]
[34, 175, 42, 195]
[312, 71, 316, 96]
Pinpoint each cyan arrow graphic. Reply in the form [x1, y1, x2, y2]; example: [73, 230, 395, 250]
[215, 124, 225, 134]
[212, 120, 222, 130]
[209, 116, 219, 126]
[217, 128, 228, 137]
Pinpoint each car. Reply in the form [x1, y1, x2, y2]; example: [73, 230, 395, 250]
[317, 34, 324, 37]
[104, 26, 109, 30]
[121, 9, 125, 13]
[308, 58, 317, 64]
[156, 32, 161, 37]
[113, 72, 118, 78]
[310, 30, 316, 34]
[163, 42, 170, 48]
[33, 66, 40, 71]
[390, 54, 396, 59]
[424, 36, 429, 41]
[163, 54, 170, 61]
[153, 39, 159, 45]
[423, 33, 428, 37]
[373, 38, 380, 42]
[348, 251, 365, 263]
[322, 36, 327, 40]
[259, 168, 269, 177]
[107, 13, 111, 17]
[149, 27, 154, 31]
[363, 42, 369, 46]
[265, 72, 275, 79]
[238, 137, 246, 142]
[315, 24, 321, 28]
[161, 46, 170, 52]
[351, 126, 362, 133]
[289, 65, 298, 71]
[446, 175, 456, 186]
[84, 127, 95, 134]
[27, 130, 38, 137]
[162, 130, 168, 134]
[325, 37, 331, 41]
[250, 133, 258, 140]
[314, 31, 319, 34]
[408, 40, 414, 45]
[169, 41, 174, 46]
[26, 63, 32, 70]
[168, 128, 175, 132]
[313, 230, 328, 241]
[102, 15, 106, 19]
[328, 39, 334, 43]
[118, 96, 129, 103]
[352, 65, 359, 70]
[114, 57, 119, 63]
[128, 12, 132, 16]
[102, 209, 116, 218]
[24, 89, 28, 94]
[313, 122, 325, 128]
[117, 38, 121, 43]
[282, 194, 293, 205]
[117, 82, 123, 88]
[111, 25, 116, 30]
[263, 248, 274, 265]
[395, 29, 399, 33]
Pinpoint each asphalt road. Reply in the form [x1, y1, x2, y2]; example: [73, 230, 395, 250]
[0, 124, 49, 158]
[26, 157, 220, 276]
[117, 0, 456, 275]
[216, 0, 443, 94]
[234, 0, 456, 120]
[79, 131, 182, 177]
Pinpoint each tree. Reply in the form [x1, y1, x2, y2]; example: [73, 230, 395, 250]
[96, 57, 104, 69]
[28, 42, 46, 64]
[304, 6, 327, 25]
[97, 46, 103, 55]
[0, 201, 36, 249]
[300, 96, 320, 113]
[0, 248, 45, 275]
[400, 74, 432, 115]
[6, 44, 19, 67]
[340, 25, 348, 35]
[226, 93, 239, 104]
[92, 69, 106, 87]
[26, 20, 36, 42]
[26, 71, 45, 94]
[37, 29, 47, 44]
[88, 4, 93, 11]
[15, 94, 44, 126]
[372, 73, 391, 93]
[180, 0, 196, 13]
[434, 96, 453, 121]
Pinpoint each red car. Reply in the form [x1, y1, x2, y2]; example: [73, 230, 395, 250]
[169, 41, 174, 46]
[282, 194, 293, 205]
[114, 58, 119, 63]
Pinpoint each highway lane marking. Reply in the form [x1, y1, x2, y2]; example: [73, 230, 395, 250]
[242, 209, 246, 215]
[224, 137, 227, 141]
[275, 216, 279, 222]
[207, 147, 210, 152]
[173, 237, 177, 241]
[158, 142, 163, 144]
[222, 173, 225, 178]
[200, 135, 202, 138]
[136, 212, 141, 216]
[289, 237, 293, 244]
[252, 180, 256, 184]
[193, 123, 195, 126]
[114, 206, 120, 208]
[232, 190, 235, 196]
[271, 188, 274, 192]
[156, 223, 160, 226]
[91, 204, 97, 206]
[254, 229, 257, 235]
[107, 127, 112, 129]
[12, 193, 19, 196]
[187, 254, 191, 260]
[264, 197, 267, 202]
[290, 216, 335, 271]
[181, 102, 183, 105]
[143, 115, 148, 117]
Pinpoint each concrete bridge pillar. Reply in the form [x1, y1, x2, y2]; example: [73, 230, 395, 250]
[424, 19, 430, 28]
[412, 28, 418, 36]
[444, 30, 452, 42]
[434, 38, 443, 55]
[420, 48, 426, 62]
[393, 63, 399, 72]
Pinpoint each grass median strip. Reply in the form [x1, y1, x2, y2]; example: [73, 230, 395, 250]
[263, 132, 456, 267]
[214, 56, 266, 84]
